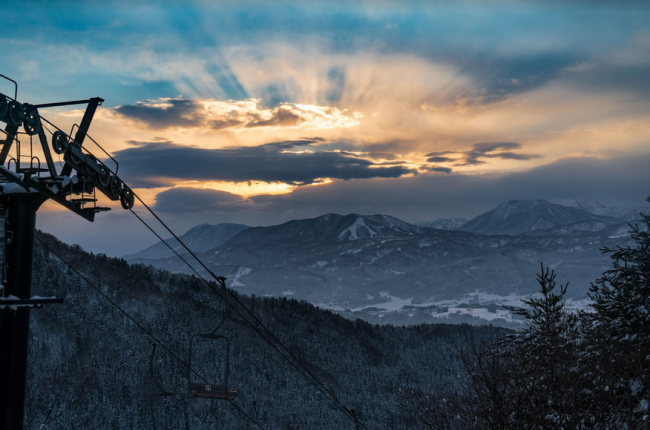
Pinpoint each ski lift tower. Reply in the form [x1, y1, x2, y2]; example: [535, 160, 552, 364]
[0, 75, 135, 430]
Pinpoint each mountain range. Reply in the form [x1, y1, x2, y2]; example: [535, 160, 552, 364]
[457, 199, 620, 235]
[123, 222, 248, 260]
[125, 199, 649, 326]
[416, 218, 468, 230]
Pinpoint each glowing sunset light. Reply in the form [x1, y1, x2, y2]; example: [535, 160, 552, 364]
[177, 180, 297, 197]
[2, 0, 645, 256]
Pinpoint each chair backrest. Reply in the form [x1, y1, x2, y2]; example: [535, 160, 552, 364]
[187, 332, 231, 398]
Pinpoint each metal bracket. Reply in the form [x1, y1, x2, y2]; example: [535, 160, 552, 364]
[60, 98, 103, 177]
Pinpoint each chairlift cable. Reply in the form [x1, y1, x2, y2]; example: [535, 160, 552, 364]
[34, 235, 267, 430]
[228, 399, 265, 429]
[32, 109, 363, 428]
[130, 207, 363, 426]
[129, 197, 368, 429]
[1, 100, 266, 429]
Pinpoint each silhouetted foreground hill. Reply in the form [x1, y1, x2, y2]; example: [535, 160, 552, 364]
[25, 231, 503, 429]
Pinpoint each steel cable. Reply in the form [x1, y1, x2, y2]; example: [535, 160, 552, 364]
[129, 195, 367, 429]
[35, 235, 267, 430]
[33, 109, 365, 429]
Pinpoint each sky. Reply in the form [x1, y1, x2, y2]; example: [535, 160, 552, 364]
[2, 0, 650, 256]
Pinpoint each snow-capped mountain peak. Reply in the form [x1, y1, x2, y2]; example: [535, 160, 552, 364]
[459, 199, 619, 235]
[548, 198, 650, 221]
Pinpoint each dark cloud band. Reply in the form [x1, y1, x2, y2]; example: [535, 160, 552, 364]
[424, 142, 541, 167]
[116, 99, 200, 129]
[151, 154, 650, 220]
[426, 156, 454, 163]
[421, 166, 452, 174]
[114, 139, 416, 187]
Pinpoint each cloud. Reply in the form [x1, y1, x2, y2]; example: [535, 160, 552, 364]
[114, 98, 200, 128]
[424, 151, 456, 157]
[426, 156, 454, 163]
[422, 142, 541, 168]
[37, 152, 650, 258]
[486, 152, 541, 161]
[114, 139, 416, 187]
[20, 3, 650, 258]
[149, 153, 650, 223]
[153, 187, 251, 213]
[421, 166, 452, 174]
[114, 97, 362, 131]
[471, 142, 521, 153]
[458, 142, 541, 166]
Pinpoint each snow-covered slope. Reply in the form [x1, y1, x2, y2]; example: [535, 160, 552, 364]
[223, 213, 422, 248]
[123, 222, 249, 260]
[459, 200, 619, 235]
[548, 198, 650, 221]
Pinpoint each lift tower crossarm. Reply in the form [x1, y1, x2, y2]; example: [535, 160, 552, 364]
[27, 98, 104, 177]
[49, 97, 105, 177]
[30, 98, 104, 109]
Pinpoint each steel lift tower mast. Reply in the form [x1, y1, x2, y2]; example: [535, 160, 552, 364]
[0, 75, 135, 429]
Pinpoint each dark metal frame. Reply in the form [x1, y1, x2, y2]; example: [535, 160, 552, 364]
[0, 75, 135, 430]
[0, 85, 134, 221]
[0, 193, 48, 429]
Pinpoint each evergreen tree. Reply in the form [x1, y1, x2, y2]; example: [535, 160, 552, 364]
[589, 200, 650, 337]
[402, 200, 650, 428]
[498, 264, 580, 428]
[579, 200, 650, 426]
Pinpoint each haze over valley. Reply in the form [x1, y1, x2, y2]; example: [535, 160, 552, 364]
[125, 198, 649, 327]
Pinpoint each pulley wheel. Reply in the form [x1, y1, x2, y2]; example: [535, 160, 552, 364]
[23, 110, 41, 136]
[0, 95, 7, 118]
[52, 131, 68, 154]
[82, 154, 98, 178]
[68, 144, 83, 166]
[7, 101, 24, 127]
[109, 176, 122, 199]
[120, 187, 135, 210]
[98, 164, 111, 187]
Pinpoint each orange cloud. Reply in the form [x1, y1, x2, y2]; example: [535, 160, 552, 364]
[114, 97, 362, 131]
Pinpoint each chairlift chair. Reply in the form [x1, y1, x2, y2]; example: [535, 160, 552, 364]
[187, 315, 238, 400]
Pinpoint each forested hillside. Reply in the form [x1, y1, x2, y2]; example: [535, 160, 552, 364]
[401, 207, 650, 429]
[25, 232, 502, 429]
